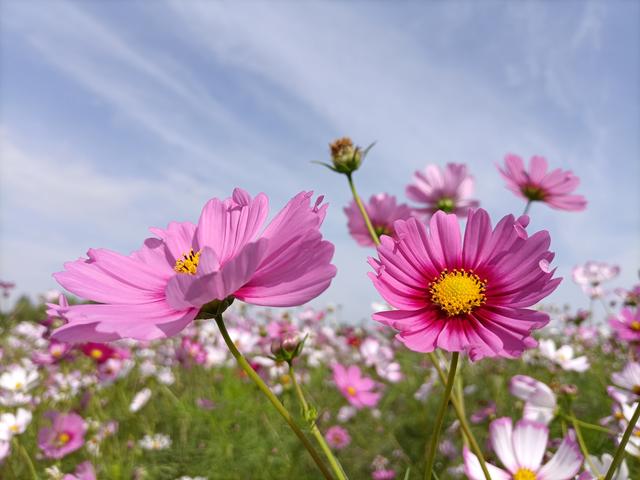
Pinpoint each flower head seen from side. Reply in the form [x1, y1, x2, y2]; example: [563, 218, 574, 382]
[611, 362, 640, 398]
[62, 461, 97, 480]
[609, 307, 640, 342]
[344, 193, 413, 246]
[38, 411, 87, 459]
[509, 375, 557, 425]
[538, 339, 590, 372]
[464, 417, 583, 480]
[370, 209, 560, 360]
[498, 154, 587, 212]
[572, 261, 620, 299]
[578, 454, 628, 480]
[406, 163, 479, 218]
[51, 189, 336, 343]
[332, 363, 381, 409]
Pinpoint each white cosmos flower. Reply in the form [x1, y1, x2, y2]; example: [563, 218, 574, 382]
[612, 362, 640, 397]
[579, 453, 628, 480]
[139, 433, 172, 450]
[510, 375, 557, 425]
[0, 365, 39, 406]
[129, 388, 152, 413]
[538, 339, 590, 372]
[0, 408, 32, 439]
[464, 418, 583, 480]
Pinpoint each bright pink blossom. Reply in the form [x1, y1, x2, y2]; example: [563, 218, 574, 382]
[370, 209, 560, 360]
[406, 163, 479, 218]
[464, 418, 583, 480]
[498, 154, 587, 211]
[38, 411, 87, 459]
[344, 193, 413, 246]
[609, 308, 640, 342]
[325, 425, 351, 449]
[332, 363, 381, 409]
[51, 189, 336, 342]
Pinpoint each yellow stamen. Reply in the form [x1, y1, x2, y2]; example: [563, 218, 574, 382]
[429, 269, 487, 317]
[90, 349, 103, 360]
[57, 432, 71, 446]
[14, 382, 23, 390]
[633, 385, 640, 395]
[631, 321, 640, 331]
[9, 425, 19, 433]
[513, 468, 536, 480]
[174, 249, 201, 275]
[346, 386, 357, 396]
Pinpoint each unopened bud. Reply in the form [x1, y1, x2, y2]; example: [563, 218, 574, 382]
[330, 137, 362, 173]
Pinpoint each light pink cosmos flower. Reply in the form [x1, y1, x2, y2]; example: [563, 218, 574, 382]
[609, 308, 640, 342]
[51, 189, 336, 342]
[38, 411, 87, 459]
[370, 209, 560, 360]
[62, 461, 96, 480]
[324, 425, 351, 449]
[405, 163, 479, 218]
[464, 418, 583, 480]
[344, 193, 413, 247]
[612, 362, 640, 397]
[572, 261, 620, 298]
[332, 364, 381, 409]
[498, 154, 587, 211]
[510, 375, 557, 425]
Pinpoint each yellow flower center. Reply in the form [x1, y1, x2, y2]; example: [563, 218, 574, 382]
[429, 269, 487, 316]
[14, 382, 23, 390]
[631, 321, 640, 331]
[280, 374, 291, 385]
[513, 469, 537, 480]
[90, 349, 103, 360]
[174, 249, 201, 275]
[57, 432, 71, 446]
[346, 386, 357, 397]
[9, 425, 19, 433]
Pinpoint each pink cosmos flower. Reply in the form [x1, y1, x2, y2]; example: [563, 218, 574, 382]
[344, 193, 413, 246]
[572, 261, 619, 298]
[470, 402, 496, 424]
[406, 163, 479, 218]
[332, 364, 381, 409]
[498, 154, 587, 211]
[51, 189, 336, 342]
[38, 411, 87, 459]
[510, 375, 557, 425]
[464, 418, 583, 480]
[610, 307, 640, 342]
[370, 209, 560, 360]
[612, 362, 640, 397]
[324, 425, 351, 449]
[62, 461, 96, 480]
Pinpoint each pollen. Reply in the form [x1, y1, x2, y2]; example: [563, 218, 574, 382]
[90, 349, 103, 360]
[513, 468, 537, 480]
[346, 386, 357, 397]
[174, 249, 201, 275]
[57, 432, 71, 446]
[429, 269, 487, 317]
[631, 320, 640, 331]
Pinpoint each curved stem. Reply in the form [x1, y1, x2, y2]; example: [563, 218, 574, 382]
[289, 363, 349, 480]
[560, 413, 616, 435]
[214, 315, 334, 480]
[424, 352, 459, 480]
[568, 410, 599, 475]
[523, 200, 532, 216]
[13, 438, 37, 480]
[605, 401, 640, 480]
[346, 173, 380, 246]
[428, 353, 491, 480]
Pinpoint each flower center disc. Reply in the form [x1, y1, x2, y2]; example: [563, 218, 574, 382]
[429, 269, 487, 317]
[346, 386, 357, 396]
[174, 249, 201, 275]
[630, 320, 640, 331]
[513, 469, 536, 480]
[521, 185, 546, 201]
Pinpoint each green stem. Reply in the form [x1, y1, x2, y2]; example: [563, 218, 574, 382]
[604, 401, 640, 480]
[568, 410, 599, 475]
[523, 200, 532, 216]
[13, 438, 38, 480]
[214, 315, 333, 480]
[289, 363, 349, 480]
[428, 353, 491, 480]
[560, 413, 616, 434]
[346, 173, 380, 246]
[424, 352, 459, 480]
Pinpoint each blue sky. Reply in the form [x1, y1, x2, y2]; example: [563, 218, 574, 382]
[1, 0, 638, 323]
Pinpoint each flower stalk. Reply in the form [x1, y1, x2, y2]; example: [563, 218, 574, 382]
[346, 173, 380, 247]
[289, 363, 349, 480]
[424, 352, 459, 480]
[605, 401, 640, 480]
[214, 314, 334, 480]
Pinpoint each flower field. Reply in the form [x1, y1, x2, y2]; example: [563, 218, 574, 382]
[1, 143, 638, 479]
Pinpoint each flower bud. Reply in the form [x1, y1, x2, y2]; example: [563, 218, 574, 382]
[270, 333, 305, 363]
[330, 137, 362, 174]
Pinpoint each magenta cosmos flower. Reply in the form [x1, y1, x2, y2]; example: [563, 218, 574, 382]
[609, 308, 640, 342]
[324, 425, 351, 449]
[498, 154, 587, 211]
[344, 193, 413, 246]
[369, 209, 560, 360]
[51, 189, 336, 342]
[405, 163, 479, 218]
[332, 364, 381, 409]
[38, 411, 86, 459]
[464, 418, 583, 480]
